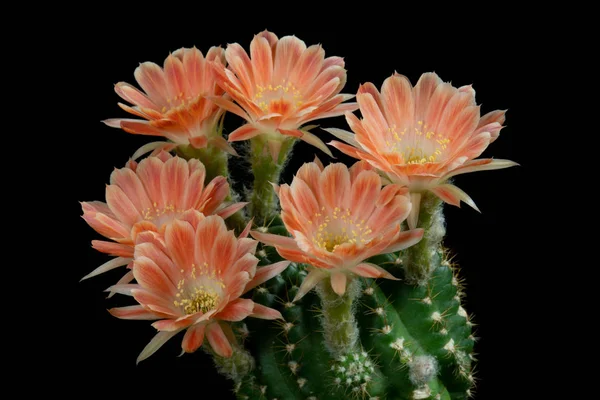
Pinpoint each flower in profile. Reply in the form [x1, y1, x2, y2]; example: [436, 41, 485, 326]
[328, 72, 518, 228]
[104, 46, 237, 158]
[80, 151, 245, 282]
[210, 30, 358, 162]
[109, 212, 290, 361]
[251, 160, 424, 299]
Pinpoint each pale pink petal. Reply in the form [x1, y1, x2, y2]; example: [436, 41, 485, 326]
[290, 177, 320, 219]
[443, 158, 519, 181]
[106, 185, 142, 228]
[243, 261, 291, 294]
[182, 324, 206, 353]
[210, 96, 250, 121]
[161, 156, 189, 210]
[133, 256, 178, 297]
[230, 253, 259, 277]
[109, 305, 159, 320]
[330, 272, 347, 296]
[110, 167, 153, 212]
[323, 127, 359, 147]
[115, 82, 158, 109]
[205, 322, 233, 358]
[349, 262, 400, 280]
[273, 35, 306, 81]
[91, 240, 134, 257]
[164, 220, 196, 274]
[229, 124, 261, 142]
[215, 202, 247, 220]
[320, 163, 351, 211]
[380, 73, 414, 128]
[251, 303, 283, 320]
[131, 141, 176, 161]
[210, 136, 239, 156]
[293, 268, 328, 302]
[290, 44, 325, 88]
[134, 62, 169, 106]
[350, 171, 380, 223]
[136, 156, 165, 207]
[250, 35, 273, 87]
[430, 184, 480, 212]
[80, 256, 132, 281]
[106, 269, 135, 299]
[407, 192, 421, 230]
[413, 72, 443, 121]
[250, 231, 298, 249]
[382, 228, 425, 253]
[136, 329, 182, 364]
[120, 120, 164, 136]
[216, 298, 254, 321]
[299, 130, 333, 157]
[164, 53, 187, 99]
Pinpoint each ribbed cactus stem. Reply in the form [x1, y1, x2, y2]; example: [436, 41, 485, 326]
[402, 192, 446, 285]
[249, 136, 296, 223]
[208, 343, 255, 383]
[315, 277, 362, 357]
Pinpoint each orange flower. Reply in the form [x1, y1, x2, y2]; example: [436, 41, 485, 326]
[328, 72, 518, 228]
[109, 212, 289, 361]
[80, 152, 245, 283]
[251, 160, 423, 299]
[211, 30, 358, 161]
[104, 47, 237, 158]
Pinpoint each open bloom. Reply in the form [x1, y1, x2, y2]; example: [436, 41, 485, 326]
[109, 212, 289, 361]
[251, 160, 424, 299]
[80, 151, 245, 283]
[211, 30, 358, 162]
[104, 46, 237, 159]
[328, 72, 518, 228]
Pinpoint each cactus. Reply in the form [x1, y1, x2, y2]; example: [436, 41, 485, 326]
[81, 30, 517, 400]
[227, 213, 475, 400]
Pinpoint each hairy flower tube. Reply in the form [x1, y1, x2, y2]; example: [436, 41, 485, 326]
[328, 72, 518, 228]
[210, 30, 358, 162]
[104, 46, 237, 158]
[80, 151, 245, 283]
[251, 160, 424, 299]
[108, 212, 289, 361]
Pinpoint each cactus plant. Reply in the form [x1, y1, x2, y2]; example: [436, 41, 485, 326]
[80, 30, 517, 400]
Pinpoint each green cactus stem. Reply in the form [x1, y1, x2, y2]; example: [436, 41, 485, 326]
[402, 192, 446, 285]
[248, 136, 296, 224]
[315, 277, 362, 357]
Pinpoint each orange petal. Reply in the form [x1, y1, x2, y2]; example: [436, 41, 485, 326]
[136, 330, 182, 364]
[250, 35, 273, 87]
[243, 261, 291, 294]
[205, 322, 233, 358]
[293, 268, 328, 302]
[330, 272, 347, 296]
[216, 298, 254, 321]
[133, 256, 177, 297]
[430, 184, 480, 212]
[109, 305, 159, 320]
[381, 73, 414, 128]
[182, 324, 206, 353]
[229, 124, 261, 142]
[91, 240, 134, 257]
[349, 263, 399, 280]
[251, 303, 283, 320]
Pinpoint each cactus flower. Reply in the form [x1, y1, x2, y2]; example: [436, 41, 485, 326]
[108, 212, 289, 361]
[210, 30, 358, 162]
[251, 160, 424, 299]
[80, 152, 245, 282]
[104, 46, 237, 158]
[328, 72, 518, 228]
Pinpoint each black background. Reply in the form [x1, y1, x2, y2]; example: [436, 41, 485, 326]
[63, 24, 537, 399]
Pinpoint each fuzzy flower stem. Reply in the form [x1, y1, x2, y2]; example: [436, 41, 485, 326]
[249, 136, 296, 224]
[206, 343, 255, 383]
[315, 277, 362, 357]
[176, 144, 246, 233]
[402, 192, 446, 285]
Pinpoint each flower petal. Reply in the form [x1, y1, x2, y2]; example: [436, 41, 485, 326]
[80, 256, 132, 281]
[109, 305, 159, 320]
[205, 322, 233, 358]
[293, 268, 328, 302]
[349, 262, 399, 280]
[430, 184, 480, 212]
[216, 298, 254, 321]
[182, 324, 206, 353]
[243, 261, 291, 294]
[136, 329, 182, 364]
[330, 272, 347, 296]
[251, 303, 283, 320]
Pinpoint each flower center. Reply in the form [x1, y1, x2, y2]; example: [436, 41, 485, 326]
[142, 202, 185, 228]
[161, 92, 199, 113]
[254, 80, 303, 114]
[173, 263, 225, 315]
[386, 121, 451, 164]
[311, 207, 372, 252]
[177, 288, 220, 315]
